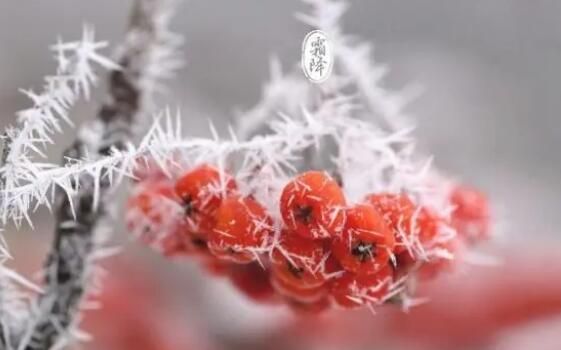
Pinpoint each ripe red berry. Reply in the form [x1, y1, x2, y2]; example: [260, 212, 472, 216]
[208, 195, 272, 264]
[228, 263, 277, 303]
[365, 193, 416, 254]
[330, 265, 393, 309]
[366, 194, 442, 252]
[413, 207, 441, 245]
[271, 272, 328, 303]
[271, 231, 328, 288]
[332, 204, 395, 275]
[280, 171, 346, 239]
[322, 253, 345, 277]
[450, 184, 490, 242]
[126, 180, 179, 246]
[175, 164, 238, 238]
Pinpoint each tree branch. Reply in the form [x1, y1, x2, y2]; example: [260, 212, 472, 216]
[3, 1, 177, 349]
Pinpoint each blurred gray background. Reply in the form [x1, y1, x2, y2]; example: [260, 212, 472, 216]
[1, 0, 560, 243]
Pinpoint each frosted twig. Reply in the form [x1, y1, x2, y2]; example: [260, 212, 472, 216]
[1, 1, 180, 349]
[0, 23, 116, 350]
[0, 28, 119, 227]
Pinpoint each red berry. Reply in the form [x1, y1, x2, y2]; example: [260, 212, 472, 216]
[175, 164, 238, 238]
[271, 231, 328, 288]
[332, 204, 395, 275]
[126, 180, 179, 246]
[330, 265, 393, 309]
[365, 193, 416, 254]
[280, 171, 346, 239]
[417, 207, 443, 243]
[208, 195, 272, 264]
[271, 272, 328, 303]
[450, 185, 490, 242]
[366, 193, 442, 252]
[228, 263, 277, 303]
[392, 227, 455, 281]
[322, 253, 345, 277]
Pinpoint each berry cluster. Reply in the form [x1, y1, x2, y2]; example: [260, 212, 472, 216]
[126, 164, 490, 313]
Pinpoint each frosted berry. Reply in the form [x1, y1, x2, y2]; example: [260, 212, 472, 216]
[271, 231, 328, 288]
[365, 192, 416, 254]
[332, 204, 395, 275]
[280, 171, 346, 239]
[450, 184, 490, 242]
[208, 195, 272, 264]
[271, 272, 328, 303]
[175, 164, 238, 238]
[330, 265, 393, 309]
[126, 180, 179, 246]
[416, 207, 442, 244]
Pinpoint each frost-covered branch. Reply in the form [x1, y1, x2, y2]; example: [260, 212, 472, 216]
[0, 26, 116, 350]
[0, 0, 180, 349]
[0, 92, 417, 231]
[0, 28, 119, 227]
[0, 1, 181, 229]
